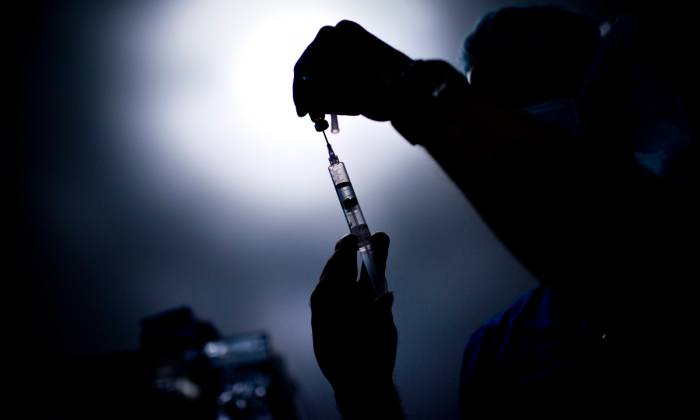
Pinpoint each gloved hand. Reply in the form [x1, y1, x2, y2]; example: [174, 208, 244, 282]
[310, 233, 402, 419]
[293, 20, 414, 122]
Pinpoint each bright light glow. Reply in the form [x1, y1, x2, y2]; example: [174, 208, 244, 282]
[114, 0, 442, 225]
[117, 0, 344, 219]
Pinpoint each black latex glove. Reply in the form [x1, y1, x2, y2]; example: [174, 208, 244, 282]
[293, 20, 413, 121]
[310, 233, 402, 419]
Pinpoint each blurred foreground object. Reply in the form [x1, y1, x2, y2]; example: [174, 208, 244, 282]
[49, 308, 300, 420]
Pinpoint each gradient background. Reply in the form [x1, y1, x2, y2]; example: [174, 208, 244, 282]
[10, 1, 677, 419]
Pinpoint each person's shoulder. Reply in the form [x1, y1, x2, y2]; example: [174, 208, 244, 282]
[462, 285, 550, 378]
[483, 286, 546, 328]
[467, 285, 549, 348]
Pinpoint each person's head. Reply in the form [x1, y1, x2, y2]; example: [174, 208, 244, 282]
[461, 5, 600, 108]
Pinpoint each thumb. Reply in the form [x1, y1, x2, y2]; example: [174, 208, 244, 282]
[370, 293, 397, 339]
[371, 232, 390, 275]
[373, 291, 394, 311]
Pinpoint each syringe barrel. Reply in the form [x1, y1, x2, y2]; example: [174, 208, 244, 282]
[359, 245, 388, 295]
[329, 162, 388, 295]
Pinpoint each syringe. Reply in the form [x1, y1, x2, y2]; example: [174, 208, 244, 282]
[322, 130, 388, 295]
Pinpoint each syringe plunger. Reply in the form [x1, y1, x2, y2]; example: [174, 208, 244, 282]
[331, 113, 339, 134]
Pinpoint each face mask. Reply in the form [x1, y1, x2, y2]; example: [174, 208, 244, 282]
[520, 18, 691, 179]
[519, 45, 602, 137]
[519, 98, 587, 137]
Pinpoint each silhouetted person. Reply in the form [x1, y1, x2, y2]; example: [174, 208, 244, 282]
[295, 5, 694, 419]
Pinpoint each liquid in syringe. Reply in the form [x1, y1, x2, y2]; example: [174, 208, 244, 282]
[323, 131, 387, 295]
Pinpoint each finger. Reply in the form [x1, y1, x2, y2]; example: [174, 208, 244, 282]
[314, 24, 337, 44]
[370, 293, 396, 333]
[370, 293, 397, 341]
[311, 235, 358, 307]
[298, 26, 338, 82]
[334, 233, 358, 251]
[357, 232, 390, 300]
[371, 232, 390, 276]
[321, 234, 358, 281]
[293, 49, 318, 117]
[294, 25, 365, 117]
[356, 261, 378, 304]
[333, 21, 376, 47]
[334, 20, 365, 31]
[372, 292, 394, 312]
[293, 25, 336, 117]
[369, 292, 398, 371]
[293, 42, 311, 117]
[293, 74, 308, 117]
